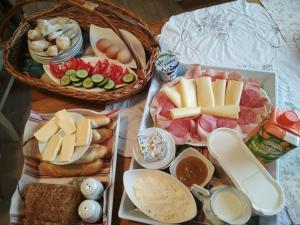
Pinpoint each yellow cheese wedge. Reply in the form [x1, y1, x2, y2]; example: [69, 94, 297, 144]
[179, 78, 197, 107]
[75, 118, 91, 146]
[34, 117, 59, 142]
[55, 109, 76, 134]
[162, 85, 182, 108]
[195, 76, 215, 107]
[225, 80, 244, 105]
[42, 134, 62, 161]
[59, 134, 75, 162]
[212, 79, 227, 106]
[170, 107, 201, 119]
[202, 105, 240, 119]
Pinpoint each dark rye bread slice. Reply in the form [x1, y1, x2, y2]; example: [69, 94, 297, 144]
[25, 183, 83, 225]
[23, 218, 62, 225]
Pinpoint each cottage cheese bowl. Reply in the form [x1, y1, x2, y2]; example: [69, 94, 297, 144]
[123, 169, 197, 223]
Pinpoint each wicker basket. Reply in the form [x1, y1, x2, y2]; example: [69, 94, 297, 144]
[0, 0, 159, 103]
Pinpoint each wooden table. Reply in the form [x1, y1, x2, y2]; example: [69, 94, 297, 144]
[31, 19, 167, 225]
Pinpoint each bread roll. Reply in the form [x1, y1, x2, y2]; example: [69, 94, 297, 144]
[86, 115, 111, 128]
[73, 144, 108, 164]
[92, 129, 102, 144]
[97, 128, 113, 144]
[39, 159, 103, 177]
[23, 139, 41, 160]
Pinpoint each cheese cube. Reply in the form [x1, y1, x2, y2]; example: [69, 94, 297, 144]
[225, 80, 244, 105]
[195, 76, 215, 107]
[59, 134, 75, 162]
[202, 105, 240, 119]
[34, 117, 59, 142]
[179, 78, 197, 107]
[170, 107, 201, 119]
[75, 118, 91, 146]
[162, 85, 182, 108]
[212, 79, 227, 106]
[42, 134, 62, 161]
[55, 109, 76, 134]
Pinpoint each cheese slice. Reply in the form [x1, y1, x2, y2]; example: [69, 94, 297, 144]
[59, 134, 75, 162]
[75, 118, 91, 146]
[195, 76, 215, 107]
[34, 117, 59, 142]
[212, 79, 227, 106]
[179, 78, 197, 107]
[170, 107, 201, 119]
[42, 134, 62, 161]
[162, 85, 182, 107]
[55, 109, 76, 134]
[202, 105, 240, 119]
[225, 80, 244, 105]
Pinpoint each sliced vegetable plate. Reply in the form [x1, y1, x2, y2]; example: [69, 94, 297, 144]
[43, 56, 138, 92]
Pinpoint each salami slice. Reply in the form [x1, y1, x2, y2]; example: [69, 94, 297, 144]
[227, 72, 243, 81]
[167, 119, 190, 137]
[238, 108, 257, 125]
[198, 115, 217, 132]
[211, 71, 226, 81]
[240, 87, 266, 108]
[216, 118, 238, 128]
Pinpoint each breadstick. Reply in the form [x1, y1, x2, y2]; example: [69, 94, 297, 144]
[92, 129, 102, 144]
[97, 128, 113, 144]
[86, 115, 110, 128]
[74, 144, 108, 164]
[39, 159, 103, 177]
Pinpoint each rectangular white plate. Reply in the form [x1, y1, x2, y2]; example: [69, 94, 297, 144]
[118, 65, 279, 225]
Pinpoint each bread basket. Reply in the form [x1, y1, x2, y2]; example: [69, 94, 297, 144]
[0, 0, 159, 103]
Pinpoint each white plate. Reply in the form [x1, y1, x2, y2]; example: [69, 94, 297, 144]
[132, 127, 176, 170]
[119, 64, 279, 225]
[43, 56, 138, 92]
[38, 112, 92, 165]
[90, 24, 146, 69]
[123, 169, 197, 224]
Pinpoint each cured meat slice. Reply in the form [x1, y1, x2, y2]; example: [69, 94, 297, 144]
[185, 65, 202, 79]
[240, 86, 267, 108]
[211, 71, 226, 81]
[156, 92, 175, 118]
[227, 72, 243, 81]
[198, 114, 217, 132]
[216, 118, 238, 128]
[244, 78, 261, 89]
[238, 108, 257, 125]
[167, 119, 190, 137]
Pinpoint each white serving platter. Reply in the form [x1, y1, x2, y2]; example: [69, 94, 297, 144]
[119, 64, 280, 225]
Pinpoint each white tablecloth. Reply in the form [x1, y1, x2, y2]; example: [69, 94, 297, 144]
[158, 0, 300, 224]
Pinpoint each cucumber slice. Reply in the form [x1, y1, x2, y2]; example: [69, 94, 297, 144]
[76, 69, 89, 79]
[70, 74, 81, 82]
[60, 75, 71, 86]
[72, 81, 83, 87]
[122, 73, 136, 84]
[91, 74, 104, 84]
[65, 69, 76, 76]
[104, 79, 116, 90]
[83, 77, 94, 89]
[98, 78, 108, 88]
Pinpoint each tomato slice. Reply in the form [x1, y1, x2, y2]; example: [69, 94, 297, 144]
[65, 58, 79, 70]
[49, 63, 64, 78]
[99, 59, 110, 76]
[91, 61, 102, 75]
[60, 64, 68, 73]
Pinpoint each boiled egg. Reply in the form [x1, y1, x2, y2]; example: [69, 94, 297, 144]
[96, 39, 112, 52]
[105, 45, 119, 59]
[117, 48, 132, 64]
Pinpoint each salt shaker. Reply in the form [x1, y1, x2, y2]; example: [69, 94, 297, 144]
[80, 178, 104, 200]
[78, 200, 102, 223]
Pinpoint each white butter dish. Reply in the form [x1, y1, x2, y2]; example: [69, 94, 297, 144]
[207, 128, 285, 216]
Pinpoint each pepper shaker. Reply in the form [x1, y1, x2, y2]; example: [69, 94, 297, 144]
[80, 178, 104, 200]
[78, 200, 102, 223]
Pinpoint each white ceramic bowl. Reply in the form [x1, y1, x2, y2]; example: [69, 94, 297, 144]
[169, 147, 214, 187]
[132, 127, 176, 170]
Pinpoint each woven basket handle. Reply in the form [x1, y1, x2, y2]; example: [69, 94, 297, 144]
[0, 0, 147, 81]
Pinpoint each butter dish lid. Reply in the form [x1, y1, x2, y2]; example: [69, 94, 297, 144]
[207, 128, 285, 216]
[132, 127, 176, 170]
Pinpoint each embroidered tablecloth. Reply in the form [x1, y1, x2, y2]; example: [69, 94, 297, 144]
[157, 0, 300, 224]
